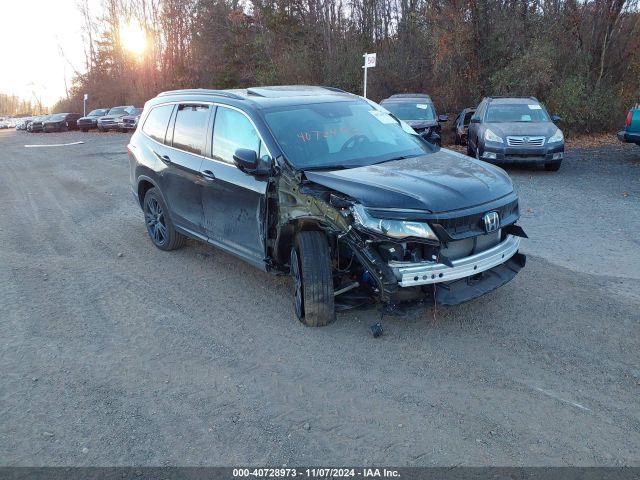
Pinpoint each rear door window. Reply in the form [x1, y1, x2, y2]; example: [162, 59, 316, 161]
[142, 104, 174, 144]
[172, 104, 210, 155]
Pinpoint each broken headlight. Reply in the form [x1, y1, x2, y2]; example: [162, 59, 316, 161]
[351, 204, 439, 241]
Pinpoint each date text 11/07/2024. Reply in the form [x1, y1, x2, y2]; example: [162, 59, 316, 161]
[232, 468, 400, 478]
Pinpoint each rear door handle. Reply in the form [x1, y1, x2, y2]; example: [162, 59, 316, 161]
[153, 150, 171, 163]
[201, 170, 216, 181]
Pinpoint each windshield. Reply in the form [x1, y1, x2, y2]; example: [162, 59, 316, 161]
[108, 107, 129, 115]
[485, 103, 550, 123]
[263, 101, 429, 170]
[129, 108, 143, 116]
[382, 101, 436, 121]
[89, 109, 108, 116]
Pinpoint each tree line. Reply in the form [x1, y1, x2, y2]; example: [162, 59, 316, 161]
[53, 0, 640, 133]
[0, 94, 47, 117]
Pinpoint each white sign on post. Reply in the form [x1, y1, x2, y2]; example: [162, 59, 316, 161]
[84, 93, 89, 101]
[362, 53, 377, 98]
[83, 93, 88, 116]
[364, 53, 377, 68]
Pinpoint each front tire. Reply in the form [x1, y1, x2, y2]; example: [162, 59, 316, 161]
[544, 161, 562, 172]
[143, 188, 185, 251]
[291, 231, 335, 327]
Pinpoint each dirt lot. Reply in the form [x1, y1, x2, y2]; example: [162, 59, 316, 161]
[1, 129, 639, 466]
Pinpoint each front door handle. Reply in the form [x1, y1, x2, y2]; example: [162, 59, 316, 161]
[201, 170, 216, 181]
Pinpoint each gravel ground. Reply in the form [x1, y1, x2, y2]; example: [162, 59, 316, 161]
[1, 129, 639, 466]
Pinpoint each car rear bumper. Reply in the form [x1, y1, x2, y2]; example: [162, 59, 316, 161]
[618, 130, 640, 144]
[482, 143, 564, 164]
[389, 234, 521, 287]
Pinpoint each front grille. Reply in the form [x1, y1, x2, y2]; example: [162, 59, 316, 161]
[124, 119, 135, 124]
[431, 199, 519, 239]
[507, 136, 545, 147]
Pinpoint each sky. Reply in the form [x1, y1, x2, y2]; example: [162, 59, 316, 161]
[0, 0, 91, 107]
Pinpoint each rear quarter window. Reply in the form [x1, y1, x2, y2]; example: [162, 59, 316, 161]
[142, 105, 174, 144]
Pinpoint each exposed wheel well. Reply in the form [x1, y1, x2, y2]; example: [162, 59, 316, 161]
[274, 219, 328, 268]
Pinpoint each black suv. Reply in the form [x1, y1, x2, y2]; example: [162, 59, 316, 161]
[129, 86, 527, 326]
[43, 113, 82, 132]
[77, 109, 109, 131]
[467, 97, 565, 171]
[379, 94, 448, 146]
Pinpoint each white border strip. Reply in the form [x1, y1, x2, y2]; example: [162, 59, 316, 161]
[24, 141, 85, 148]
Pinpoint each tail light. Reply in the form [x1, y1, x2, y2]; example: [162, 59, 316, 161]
[626, 111, 632, 127]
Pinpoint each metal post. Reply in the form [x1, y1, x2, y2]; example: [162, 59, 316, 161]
[362, 53, 368, 98]
[83, 98, 86, 117]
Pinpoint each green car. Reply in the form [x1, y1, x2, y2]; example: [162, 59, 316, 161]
[618, 106, 640, 145]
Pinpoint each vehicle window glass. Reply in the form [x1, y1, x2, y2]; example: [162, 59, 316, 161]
[485, 103, 550, 123]
[108, 107, 130, 115]
[142, 104, 174, 144]
[263, 100, 428, 170]
[381, 102, 435, 121]
[172, 104, 210, 155]
[463, 111, 474, 125]
[212, 107, 261, 164]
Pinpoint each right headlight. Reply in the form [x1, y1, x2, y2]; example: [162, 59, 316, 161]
[484, 128, 503, 143]
[548, 128, 564, 143]
[351, 204, 439, 241]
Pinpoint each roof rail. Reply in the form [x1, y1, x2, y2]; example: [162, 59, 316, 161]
[157, 89, 245, 100]
[246, 88, 266, 97]
[388, 93, 431, 99]
[322, 86, 353, 95]
[486, 95, 539, 101]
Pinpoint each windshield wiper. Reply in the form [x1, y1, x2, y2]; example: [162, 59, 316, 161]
[372, 154, 422, 165]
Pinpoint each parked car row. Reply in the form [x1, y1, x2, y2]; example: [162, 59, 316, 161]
[20, 106, 143, 134]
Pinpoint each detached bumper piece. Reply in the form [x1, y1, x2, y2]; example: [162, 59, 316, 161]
[434, 253, 525, 305]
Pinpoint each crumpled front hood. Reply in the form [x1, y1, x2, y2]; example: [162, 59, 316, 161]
[487, 122, 559, 138]
[304, 149, 514, 213]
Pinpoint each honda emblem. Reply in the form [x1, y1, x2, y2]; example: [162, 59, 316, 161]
[483, 211, 500, 233]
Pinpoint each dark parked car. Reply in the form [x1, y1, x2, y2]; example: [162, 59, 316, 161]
[617, 106, 640, 146]
[43, 113, 82, 132]
[128, 86, 526, 326]
[452, 108, 476, 145]
[98, 106, 134, 131]
[28, 115, 50, 133]
[77, 108, 109, 131]
[379, 93, 448, 146]
[467, 97, 564, 171]
[118, 107, 143, 132]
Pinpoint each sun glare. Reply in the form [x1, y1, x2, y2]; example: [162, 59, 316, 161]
[121, 21, 147, 56]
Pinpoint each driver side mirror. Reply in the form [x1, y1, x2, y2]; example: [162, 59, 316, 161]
[233, 148, 272, 177]
[438, 114, 449, 122]
[551, 115, 561, 123]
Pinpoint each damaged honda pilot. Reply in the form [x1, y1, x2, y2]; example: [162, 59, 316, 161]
[128, 86, 527, 327]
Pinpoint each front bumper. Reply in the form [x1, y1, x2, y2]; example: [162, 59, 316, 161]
[482, 142, 564, 164]
[78, 120, 97, 129]
[618, 130, 640, 144]
[389, 234, 520, 287]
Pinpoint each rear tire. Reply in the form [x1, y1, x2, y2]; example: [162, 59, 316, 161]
[544, 161, 562, 172]
[291, 231, 335, 327]
[142, 187, 185, 251]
